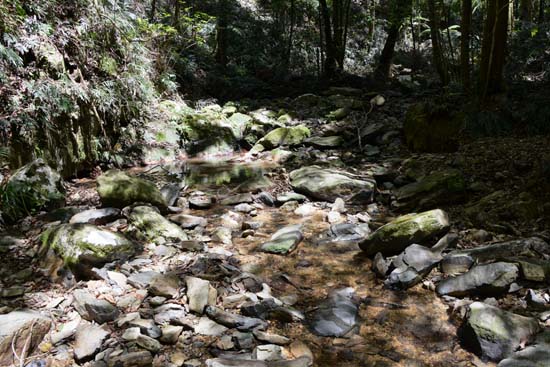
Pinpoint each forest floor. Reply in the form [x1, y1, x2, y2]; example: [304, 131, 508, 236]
[1, 88, 550, 367]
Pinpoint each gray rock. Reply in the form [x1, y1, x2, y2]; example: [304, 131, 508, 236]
[69, 208, 121, 225]
[460, 302, 541, 361]
[160, 325, 183, 344]
[168, 214, 207, 229]
[385, 244, 443, 289]
[39, 224, 137, 279]
[186, 276, 217, 314]
[149, 273, 181, 298]
[257, 192, 275, 206]
[372, 252, 390, 278]
[51, 317, 81, 344]
[136, 334, 161, 352]
[449, 237, 550, 263]
[317, 223, 371, 251]
[276, 192, 307, 204]
[194, 317, 228, 336]
[153, 303, 191, 327]
[128, 271, 159, 289]
[161, 183, 181, 207]
[221, 193, 254, 206]
[254, 344, 282, 361]
[73, 323, 109, 362]
[437, 262, 519, 297]
[2, 159, 65, 222]
[122, 327, 141, 341]
[310, 288, 359, 337]
[73, 289, 120, 323]
[235, 203, 255, 213]
[205, 306, 267, 331]
[252, 330, 290, 345]
[128, 318, 162, 338]
[304, 136, 344, 149]
[359, 209, 450, 257]
[213, 227, 233, 245]
[498, 330, 550, 367]
[96, 170, 166, 209]
[107, 351, 153, 367]
[440, 254, 475, 275]
[260, 225, 303, 255]
[394, 169, 466, 210]
[290, 166, 376, 204]
[0, 310, 52, 366]
[189, 193, 214, 209]
[126, 206, 188, 244]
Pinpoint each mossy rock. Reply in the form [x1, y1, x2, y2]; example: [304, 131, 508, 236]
[359, 209, 450, 257]
[250, 125, 311, 153]
[2, 159, 65, 222]
[126, 205, 188, 244]
[394, 169, 466, 211]
[180, 112, 238, 156]
[96, 170, 166, 209]
[40, 223, 137, 279]
[404, 102, 464, 153]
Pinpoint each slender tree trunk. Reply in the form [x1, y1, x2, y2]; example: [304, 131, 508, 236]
[174, 0, 180, 29]
[375, 0, 412, 79]
[428, 0, 449, 85]
[215, 0, 229, 68]
[319, 0, 336, 77]
[479, 0, 509, 102]
[285, 0, 296, 71]
[520, 0, 534, 21]
[461, 0, 472, 91]
[150, 0, 157, 22]
[539, 0, 545, 23]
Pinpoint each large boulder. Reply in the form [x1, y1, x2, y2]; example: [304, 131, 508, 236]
[498, 330, 550, 366]
[251, 125, 311, 153]
[436, 262, 519, 297]
[394, 169, 466, 211]
[180, 110, 239, 156]
[359, 209, 450, 257]
[0, 310, 52, 366]
[2, 158, 65, 222]
[449, 237, 550, 263]
[290, 166, 376, 204]
[96, 170, 166, 209]
[460, 302, 541, 361]
[126, 205, 188, 244]
[403, 102, 464, 153]
[40, 223, 137, 279]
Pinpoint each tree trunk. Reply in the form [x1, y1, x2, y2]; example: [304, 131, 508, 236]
[375, 23, 401, 79]
[539, 0, 545, 23]
[375, 0, 412, 80]
[428, 0, 449, 85]
[150, 0, 157, 22]
[285, 0, 296, 71]
[215, 0, 229, 68]
[319, 0, 336, 77]
[461, 0, 472, 91]
[174, 0, 180, 29]
[479, 0, 509, 102]
[520, 0, 533, 21]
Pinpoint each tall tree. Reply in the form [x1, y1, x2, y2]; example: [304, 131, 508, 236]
[215, 0, 229, 68]
[375, 0, 412, 79]
[479, 0, 509, 101]
[461, 0, 472, 91]
[318, 0, 352, 77]
[539, 0, 546, 23]
[428, 0, 449, 85]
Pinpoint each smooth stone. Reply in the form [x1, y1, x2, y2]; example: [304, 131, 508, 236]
[160, 325, 183, 344]
[290, 165, 376, 204]
[276, 192, 307, 204]
[73, 289, 120, 324]
[436, 262, 519, 297]
[136, 334, 162, 352]
[221, 193, 253, 205]
[194, 317, 228, 336]
[440, 254, 475, 275]
[252, 330, 290, 345]
[460, 302, 541, 361]
[260, 225, 303, 255]
[205, 306, 267, 331]
[73, 323, 109, 362]
[122, 327, 141, 341]
[107, 351, 153, 367]
[359, 209, 450, 257]
[69, 208, 121, 225]
[309, 287, 358, 337]
[149, 273, 181, 298]
[168, 214, 207, 229]
[186, 276, 217, 314]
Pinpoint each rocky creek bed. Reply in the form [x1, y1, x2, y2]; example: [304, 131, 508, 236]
[1, 90, 550, 367]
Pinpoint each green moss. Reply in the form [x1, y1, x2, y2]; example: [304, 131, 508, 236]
[96, 170, 166, 209]
[251, 125, 311, 152]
